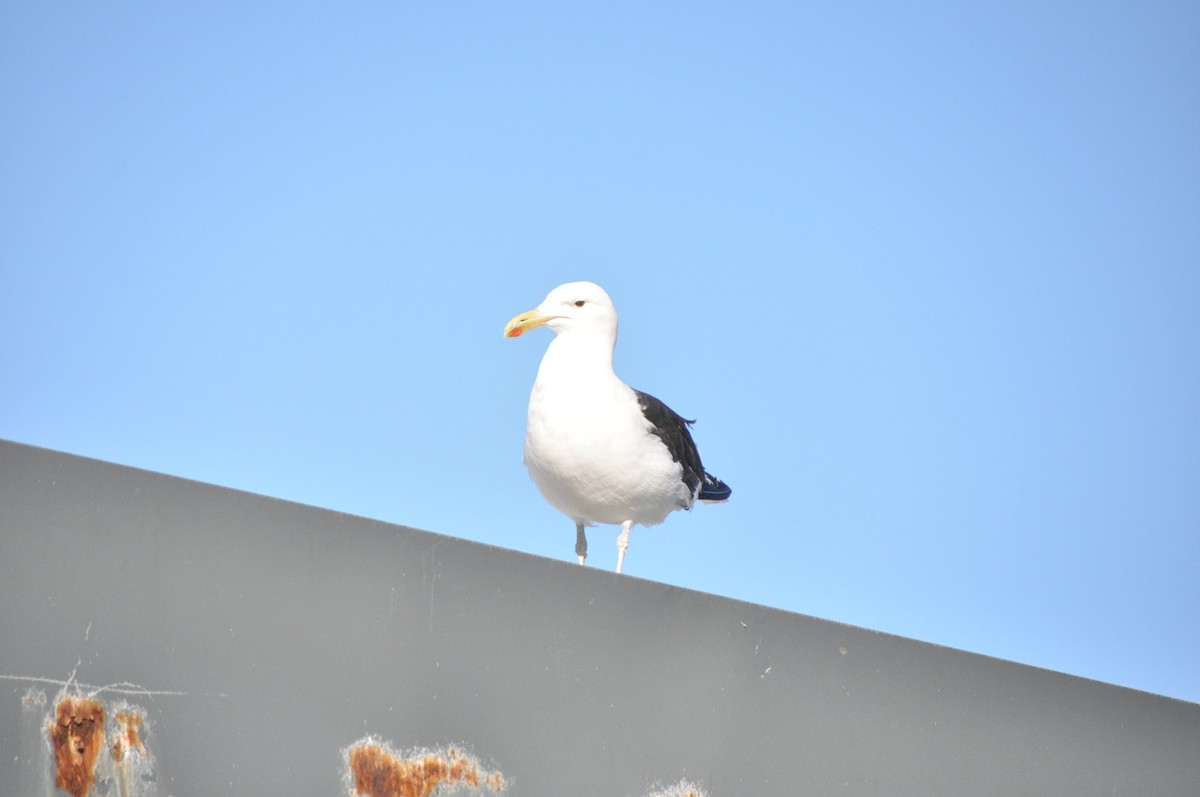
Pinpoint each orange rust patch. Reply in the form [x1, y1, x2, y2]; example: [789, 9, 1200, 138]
[112, 710, 146, 761]
[48, 697, 106, 797]
[348, 743, 505, 797]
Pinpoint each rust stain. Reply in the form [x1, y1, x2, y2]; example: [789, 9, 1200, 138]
[111, 710, 146, 761]
[111, 708, 148, 797]
[348, 743, 505, 797]
[47, 696, 107, 797]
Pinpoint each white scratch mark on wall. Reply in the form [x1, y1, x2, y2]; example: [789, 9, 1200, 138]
[0, 674, 191, 698]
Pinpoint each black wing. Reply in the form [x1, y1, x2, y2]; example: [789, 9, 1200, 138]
[634, 390, 731, 504]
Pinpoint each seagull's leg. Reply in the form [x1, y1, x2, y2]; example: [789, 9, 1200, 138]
[575, 523, 588, 566]
[615, 520, 633, 574]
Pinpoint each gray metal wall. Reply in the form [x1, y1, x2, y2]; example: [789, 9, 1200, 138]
[2, 439, 1197, 796]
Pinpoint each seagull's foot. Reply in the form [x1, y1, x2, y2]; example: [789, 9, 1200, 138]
[614, 520, 633, 574]
[575, 523, 588, 567]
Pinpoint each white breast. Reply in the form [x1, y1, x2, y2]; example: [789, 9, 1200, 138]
[523, 363, 690, 528]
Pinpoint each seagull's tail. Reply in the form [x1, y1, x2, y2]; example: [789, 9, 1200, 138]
[698, 472, 732, 503]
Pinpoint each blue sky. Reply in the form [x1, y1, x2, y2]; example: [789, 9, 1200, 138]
[2, 2, 1198, 704]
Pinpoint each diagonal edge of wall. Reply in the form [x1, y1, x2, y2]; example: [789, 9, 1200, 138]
[1, 438, 1197, 797]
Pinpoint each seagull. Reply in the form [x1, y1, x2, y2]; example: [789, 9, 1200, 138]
[504, 281, 731, 574]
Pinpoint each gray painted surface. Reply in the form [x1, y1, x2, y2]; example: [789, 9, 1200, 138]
[1, 439, 1197, 796]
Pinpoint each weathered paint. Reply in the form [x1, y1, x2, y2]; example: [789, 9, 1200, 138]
[645, 783, 706, 797]
[112, 707, 151, 797]
[112, 710, 145, 759]
[13, 686, 159, 797]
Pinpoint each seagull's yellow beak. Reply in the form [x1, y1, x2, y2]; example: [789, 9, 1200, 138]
[504, 308, 554, 338]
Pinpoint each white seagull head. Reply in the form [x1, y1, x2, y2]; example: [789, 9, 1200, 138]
[503, 281, 618, 340]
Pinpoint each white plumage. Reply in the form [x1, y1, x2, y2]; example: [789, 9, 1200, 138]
[505, 281, 730, 573]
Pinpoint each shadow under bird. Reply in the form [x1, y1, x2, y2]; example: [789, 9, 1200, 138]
[504, 281, 731, 574]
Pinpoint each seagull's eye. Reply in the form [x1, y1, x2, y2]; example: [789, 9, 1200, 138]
[573, 300, 585, 307]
